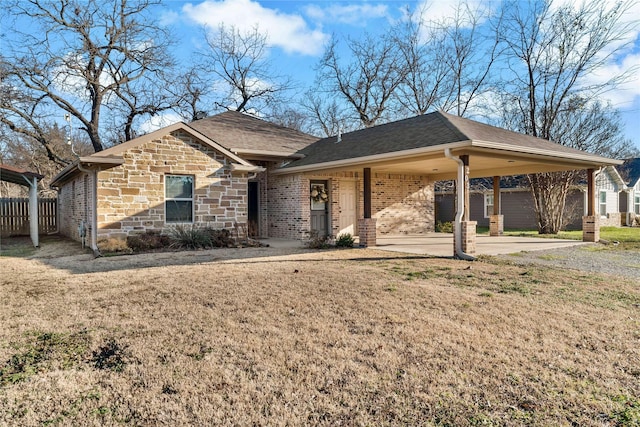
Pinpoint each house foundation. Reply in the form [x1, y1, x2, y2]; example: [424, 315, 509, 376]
[358, 218, 377, 247]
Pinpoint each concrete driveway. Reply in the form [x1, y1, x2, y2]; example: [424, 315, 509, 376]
[374, 233, 587, 257]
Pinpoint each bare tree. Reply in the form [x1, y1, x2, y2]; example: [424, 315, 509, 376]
[0, 123, 91, 195]
[316, 33, 407, 128]
[392, 8, 453, 116]
[1, 0, 176, 153]
[199, 24, 294, 115]
[301, 90, 355, 137]
[497, 0, 638, 234]
[437, 2, 502, 117]
[392, 2, 501, 118]
[173, 68, 211, 122]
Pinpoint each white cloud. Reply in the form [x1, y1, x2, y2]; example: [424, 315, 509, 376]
[304, 3, 389, 26]
[138, 113, 182, 134]
[584, 52, 640, 108]
[158, 10, 179, 26]
[182, 0, 328, 56]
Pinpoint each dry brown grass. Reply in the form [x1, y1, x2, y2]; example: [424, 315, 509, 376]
[0, 241, 639, 426]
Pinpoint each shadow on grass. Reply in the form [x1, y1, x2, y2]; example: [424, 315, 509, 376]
[1, 234, 444, 275]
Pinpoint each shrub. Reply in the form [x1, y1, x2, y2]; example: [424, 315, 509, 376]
[126, 231, 170, 252]
[336, 233, 355, 248]
[169, 225, 212, 250]
[306, 230, 331, 249]
[97, 238, 132, 254]
[436, 221, 453, 233]
[205, 228, 235, 247]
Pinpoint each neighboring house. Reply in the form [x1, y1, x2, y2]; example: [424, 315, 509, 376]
[435, 166, 626, 230]
[619, 158, 640, 225]
[51, 110, 620, 255]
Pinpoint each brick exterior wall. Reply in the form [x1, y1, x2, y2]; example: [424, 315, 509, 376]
[372, 173, 433, 235]
[267, 172, 309, 239]
[266, 171, 434, 240]
[58, 172, 95, 242]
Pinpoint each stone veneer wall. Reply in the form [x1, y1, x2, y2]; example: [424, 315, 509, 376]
[599, 212, 621, 227]
[266, 171, 434, 240]
[57, 171, 95, 242]
[94, 131, 248, 240]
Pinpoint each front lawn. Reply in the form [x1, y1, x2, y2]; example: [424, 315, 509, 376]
[0, 244, 638, 426]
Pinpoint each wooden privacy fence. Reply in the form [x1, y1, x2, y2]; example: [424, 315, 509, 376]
[0, 198, 57, 236]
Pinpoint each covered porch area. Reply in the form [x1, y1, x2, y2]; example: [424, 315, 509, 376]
[275, 112, 622, 258]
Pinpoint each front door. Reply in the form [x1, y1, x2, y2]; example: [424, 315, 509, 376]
[310, 181, 329, 237]
[338, 180, 357, 236]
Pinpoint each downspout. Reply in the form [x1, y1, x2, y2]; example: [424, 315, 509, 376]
[444, 148, 475, 261]
[23, 175, 39, 248]
[77, 162, 101, 257]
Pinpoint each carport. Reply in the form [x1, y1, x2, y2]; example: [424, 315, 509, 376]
[277, 111, 622, 258]
[0, 164, 44, 247]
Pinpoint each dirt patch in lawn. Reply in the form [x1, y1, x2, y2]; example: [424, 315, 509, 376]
[1, 237, 639, 426]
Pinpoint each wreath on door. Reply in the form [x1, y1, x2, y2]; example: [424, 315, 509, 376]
[310, 185, 329, 203]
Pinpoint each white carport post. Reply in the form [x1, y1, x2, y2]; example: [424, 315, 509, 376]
[24, 175, 39, 247]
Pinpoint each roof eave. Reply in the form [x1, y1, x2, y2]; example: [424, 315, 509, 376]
[50, 157, 124, 188]
[470, 140, 623, 166]
[272, 141, 472, 175]
[230, 148, 306, 160]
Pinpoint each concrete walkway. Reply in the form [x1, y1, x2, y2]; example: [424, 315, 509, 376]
[260, 233, 588, 257]
[374, 233, 587, 257]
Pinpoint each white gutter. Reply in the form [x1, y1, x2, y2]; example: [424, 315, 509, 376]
[444, 148, 475, 261]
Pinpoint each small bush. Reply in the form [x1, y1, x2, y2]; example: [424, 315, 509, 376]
[97, 238, 132, 254]
[306, 230, 331, 249]
[436, 221, 453, 233]
[336, 233, 355, 248]
[169, 225, 213, 249]
[126, 231, 170, 252]
[205, 228, 235, 247]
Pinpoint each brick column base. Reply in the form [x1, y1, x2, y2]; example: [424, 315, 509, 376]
[582, 216, 600, 242]
[489, 215, 504, 236]
[454, 221, 477, 255]
[358, 218, 377, 247]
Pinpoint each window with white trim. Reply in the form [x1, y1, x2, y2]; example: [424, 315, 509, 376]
[599, 190, 607, 217]
[165, 175, 194, 223]
[484, 193, 495, 218]
[634, 193, 640, 215]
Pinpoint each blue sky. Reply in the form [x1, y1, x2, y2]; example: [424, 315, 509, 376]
[153, 0, 640, 150]
[3, 0, 638, 150]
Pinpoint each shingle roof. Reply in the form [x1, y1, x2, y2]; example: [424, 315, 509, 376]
[619, 158, 640, 187]
[0, 164, 44, 186]
[188, 111, 318, 155]
[283, 111, 606, 169]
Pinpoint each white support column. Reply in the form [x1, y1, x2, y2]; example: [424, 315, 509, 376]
[28, 176, 39, 247]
